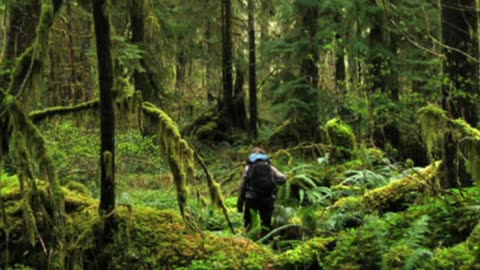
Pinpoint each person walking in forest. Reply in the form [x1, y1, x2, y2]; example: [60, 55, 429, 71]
[237, 147, 287, 235]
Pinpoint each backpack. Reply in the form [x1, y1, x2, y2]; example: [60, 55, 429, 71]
[246, 159, 276, 197]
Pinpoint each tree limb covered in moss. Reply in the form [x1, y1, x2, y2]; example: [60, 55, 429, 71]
[29, 100, 99, 123]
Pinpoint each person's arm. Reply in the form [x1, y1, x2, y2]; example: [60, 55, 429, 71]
[237, 165, 249, 212]
[271, 165, 287, 185]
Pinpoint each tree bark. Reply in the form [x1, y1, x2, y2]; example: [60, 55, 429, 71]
[441, 0, 479, 188]
[334, 14, 346, 92]
[130, 0, 159, 103]
[368, 0, 386, 93]
[0, 0, 41, 89]
[91, 0, 117, 251]
[66, 0, 78, 104]
[248, 0, 258, 138]
[233, 66, 247, 129]
[294, 0, 319, 137]
[222, 0, 233, 123]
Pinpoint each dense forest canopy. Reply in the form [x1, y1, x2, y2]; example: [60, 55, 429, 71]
[1, 0, 480, 269]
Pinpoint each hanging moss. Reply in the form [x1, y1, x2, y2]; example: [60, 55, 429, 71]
[142, 102, 195, 221]
[419, 104, 480, 184]
[418, 104, 448, 159]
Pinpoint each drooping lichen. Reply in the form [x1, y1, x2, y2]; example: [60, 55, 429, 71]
[418, 104, 448, 160]
[142, 102, 195, 222]
[418, 104, 480, 184]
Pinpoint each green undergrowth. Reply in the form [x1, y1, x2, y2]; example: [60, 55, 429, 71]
[40, 120, 168, 188]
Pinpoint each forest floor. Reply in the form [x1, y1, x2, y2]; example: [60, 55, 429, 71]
[3, 123, 480, 269]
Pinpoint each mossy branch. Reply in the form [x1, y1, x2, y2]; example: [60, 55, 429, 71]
[29, 100, 99, 123]
[142, 102, 195, 224]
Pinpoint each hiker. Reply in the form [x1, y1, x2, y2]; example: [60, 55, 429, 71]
[237, 147, 287, 235]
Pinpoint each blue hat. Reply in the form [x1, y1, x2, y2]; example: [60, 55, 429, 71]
[248, 153, 269, 162]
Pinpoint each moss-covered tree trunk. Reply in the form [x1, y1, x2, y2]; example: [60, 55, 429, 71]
[247, 0, 258, 138]
[130, 0, 160, 104]
[441, 0, 479, 187]
[0, 0, 41, 90]
[91, 0, 117, 256]
[0, 0, 66, 268]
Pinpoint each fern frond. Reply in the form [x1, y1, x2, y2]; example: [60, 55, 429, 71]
[405, 248, 432, 270]
[405, 215, 430, 249]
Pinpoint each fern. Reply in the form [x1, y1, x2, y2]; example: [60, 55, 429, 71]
[403, 215, 431, 249]
[405, 248, 433, 270]
[341, 169, 389, 189]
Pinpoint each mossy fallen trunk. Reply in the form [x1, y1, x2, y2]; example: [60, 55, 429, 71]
[330, 163, 440, 215]
[363, 163, 439, 213]
[0, 182, 270, 269]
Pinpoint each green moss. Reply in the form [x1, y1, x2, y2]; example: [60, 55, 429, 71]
[418, 104, 448, 159]
[274, 237, 335, 269]
[142, 102, 195, 221]
[195, 121, 218, 138]
[332, 195, 364, 211]
[325, 118, 356, 162]
[425, 243, 475, 270]
[63, 181, 91, 196]
[363, 163, 439, 213]
[381, 244, 414, 270]
[2, 186, 270, 269]
[418, 104, 480, 185]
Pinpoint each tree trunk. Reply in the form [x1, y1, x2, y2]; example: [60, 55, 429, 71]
[295, 1, 319, 136]
[441, 0, 479, 187]
[248, 0, 258, 138]
[383, 32, 401, 150]
[368, 1, 386, 93]
[91, 0, 117, 255]
[233, 66, 247, 129]
[130, 0, 160, 103]
[66, 0, 78, 104]
[334, 14, 346, 92]
[0, 0, 41, 88]
[222, 0, 233, 124]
